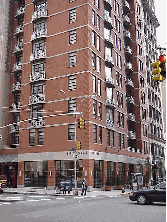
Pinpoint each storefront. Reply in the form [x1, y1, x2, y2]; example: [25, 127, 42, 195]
[94, 160, 103, 188]
[107, 161, 115, 186]
[24, 161, 48, 187]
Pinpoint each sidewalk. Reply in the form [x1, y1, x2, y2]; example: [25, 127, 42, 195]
[2, 187, 131, 198]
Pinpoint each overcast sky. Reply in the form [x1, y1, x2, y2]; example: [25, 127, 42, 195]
[154, 0, 166, 48]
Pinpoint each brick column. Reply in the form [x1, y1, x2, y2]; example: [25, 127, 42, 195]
[17, 161, 24, 188]
[82, 159, 94, 188]
[47, 160, 55, 189]
[115, 162, 118, 186]
[125, 163, 129, 188]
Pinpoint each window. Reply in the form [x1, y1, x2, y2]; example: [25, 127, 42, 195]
[14, 93, 21, 104]
[12, 133, 19, 145]
[70, 0, 75, 2]
[98, 102, 102, 120]
[33, 40, 46, 55]
[121, 113, 124, 128]
[69, 30, 77, 44]
[38, 128, 44, 145]
[119, 55, 122, 69]
[69, 75, 76, 90]
[121, 134, 125, 150]
[92, 0, 95, 4]
[97, 35, 100, 51]
[98, 79, 101, 96]
[115, 52, 119, 67]
[69, 52, 76, 67]
[15, 73, 22, 83]
[34, 20, 46, 33]
[118, 133, 121, 150]
[68, 99, 76, 113]
[118, 38, 121, 51]
[93, 99, 97, 118]
[29, 128, 35, 146]
[92, 10, 95, 25]
[31, 83, 45, 95]
[32, 62, 45, 74]
[96, 0, 99, 9]
[116, 72, 119, 86]
[115, 33, 118, 47]
[68, 124, 75, 140]
[114, 15, 117, 29]
[69, 9, 76, 23]
[120, 93, 123, 108]
[97, 56, 101, 73]
[117, 20, 121, 33]
[92, 52, 96, 69]
[117, 3, 120, 15]
[107, 129, 110, 146]
[97, 15, 100, 30]
[120, 74, 122, 88]
[31, 105, 44, 119]
[92, 31, 96, 47]
[94, 124, 97, 143]
[34, 1, 47, 13]
[117, 91, 119, 106]
[93, 76, 96, 93]
[111, 130, 114, 147]
[99, 126, 102, 144]
[117, 111, 120, 127]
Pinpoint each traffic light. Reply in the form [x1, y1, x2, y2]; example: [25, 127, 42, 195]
[77, 141, 81, 150]
[78, 117, 85, 130]
[151, 55, 166, 82]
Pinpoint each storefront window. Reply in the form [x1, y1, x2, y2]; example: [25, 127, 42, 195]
[55, 160, 83, 188]
[24, 161, 47, 187]
[118, 162, 125, 186]
[94, 160, 103, 188]
[107, 161, 115, 186]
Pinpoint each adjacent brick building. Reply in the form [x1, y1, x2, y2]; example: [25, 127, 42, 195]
[0, 0, 165, 189]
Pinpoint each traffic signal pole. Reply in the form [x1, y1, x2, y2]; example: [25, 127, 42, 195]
[74, 114, 77, 190]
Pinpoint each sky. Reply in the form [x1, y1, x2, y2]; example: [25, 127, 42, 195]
[154, 0, 166, 48]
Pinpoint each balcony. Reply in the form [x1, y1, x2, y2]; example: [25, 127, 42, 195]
[30, 51, 46, 62]
[126, 96, 135, 105]
[127, 113, 135, 122]
[125, 46, 132, 57]
[29, 93, 45, 105]
[31, 30, 47, 41]
[126, 78, 134, 88]
[13, 43, 23, 54]
[124, 30, 132, 43]
[123, 15, 131, 27]
[128, 131, 136, 139]
[123, 0, 130, 13]
[32, 10, 47, 22]
[29, 117, 44, 128]
[14, 25, 24, 36]
[106, 97, 116, 108]
[10, 103, 20, 113]
[105, 35, 113, 46]
[105, 55, 114, 67]
[30, 71, 45, 82]
[11, 82, 21, 92]
[106, 76, 114, 87]
[13, 62, 22, 73]
[125, 62, 133, 73]
[104, 0, 112, 9]
[15, 6, 25, 18]
[9, 122, 20, 133]
[104, 14, 113, 28]
[106, 119, 114, 129]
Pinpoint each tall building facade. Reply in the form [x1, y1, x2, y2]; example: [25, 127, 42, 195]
[0, 0, 165, 189]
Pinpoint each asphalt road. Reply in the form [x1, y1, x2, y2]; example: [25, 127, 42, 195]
[0, 194, 166, 222]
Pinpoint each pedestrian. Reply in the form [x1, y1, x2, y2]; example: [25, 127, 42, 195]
[81, 178, 87, 196]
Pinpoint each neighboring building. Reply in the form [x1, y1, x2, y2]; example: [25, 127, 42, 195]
[0, 0, 165, 189]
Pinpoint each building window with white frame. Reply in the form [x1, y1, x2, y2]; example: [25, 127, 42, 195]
[69, 9, 76, 23]
[121, 134, 125, 150]
[92, 30, 96, 47]
[111, 130, 114, 147]
[69, 52, 76, 67]
[107, 129, 110, 146]
[34, 1, 47, 13]
[69, 75, 76, 90]
[93, 75, 96, 93]
[115, 52, 119, 67]
[31, 83, 45, 95]
[70, 0, 76, 2]
[99, 126, 102, 144]
[97, 35, 100, 51]
[94, 124, 97, 143]
[98, 79, 101, 96]
[32, 62, 45, 75]
[92, 52, 96, 70]
[96, 0, 99, 9]
[33, 20, 46, 34]
[38, 127, 44, 145]
[92, 10, 95, 25]
[97, 15, 100, 30]
[29, 128, 35, 146]
[68, 124, 75, 140]
[118, 132, 121, 150]
[93, 99, 97, 118]
[119, 55, 122, 69]
[69, 30, 77, 44]
[33, 40, 46, 56]
[68, 99, 76, 113]
[97, 56, 101, 73]
[98, 102, 102, 120]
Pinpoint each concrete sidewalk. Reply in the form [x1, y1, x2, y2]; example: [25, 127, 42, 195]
[2, 187, 131, 198]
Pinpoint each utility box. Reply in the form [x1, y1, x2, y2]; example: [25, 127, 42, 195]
[131, 173, 143, 190]
[60, 181, 72, 194]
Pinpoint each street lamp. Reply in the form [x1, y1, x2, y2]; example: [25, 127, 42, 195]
[60, 90, 96, 192]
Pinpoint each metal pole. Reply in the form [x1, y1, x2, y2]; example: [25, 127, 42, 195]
[74, 114, 77, 190]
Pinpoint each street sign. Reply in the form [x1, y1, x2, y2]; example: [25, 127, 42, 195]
[69, 147, 75, 151]
[74, 152, 80, 158]
[0, 135, 2, 140]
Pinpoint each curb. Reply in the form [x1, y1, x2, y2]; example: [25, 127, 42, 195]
[118, 193, 131, 196]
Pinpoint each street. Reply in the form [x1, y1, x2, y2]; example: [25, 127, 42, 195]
[0, 193, 166, 222]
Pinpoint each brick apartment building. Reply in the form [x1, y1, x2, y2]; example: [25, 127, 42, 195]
[0, 0, 165, 189]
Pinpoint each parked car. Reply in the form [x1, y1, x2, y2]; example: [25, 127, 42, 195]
[0, 175, 7, 193]
[129, 181, 166, 204]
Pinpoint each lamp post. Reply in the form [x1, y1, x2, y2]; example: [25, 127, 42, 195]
[60, 90, 96, 191]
